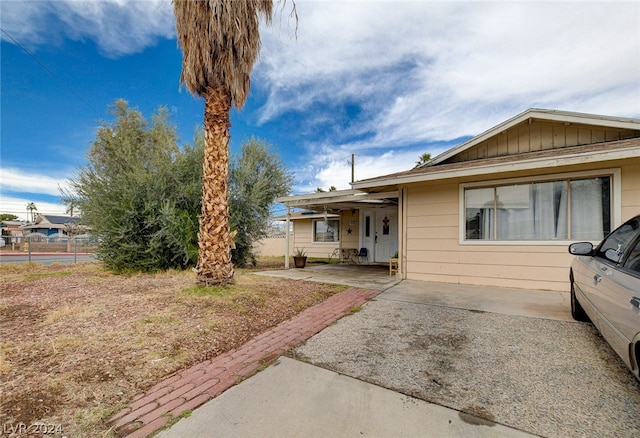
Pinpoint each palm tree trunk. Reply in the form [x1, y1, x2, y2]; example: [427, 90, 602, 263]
[195, 85, 236, 285]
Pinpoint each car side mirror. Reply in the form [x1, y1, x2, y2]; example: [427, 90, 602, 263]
[568, 242, 594, 256]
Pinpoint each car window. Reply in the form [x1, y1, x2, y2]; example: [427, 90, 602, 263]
[623, 238, 640, 274]
[596, 217, 640, 263]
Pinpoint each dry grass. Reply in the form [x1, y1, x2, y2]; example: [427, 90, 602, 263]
[0, 260, 345, 437]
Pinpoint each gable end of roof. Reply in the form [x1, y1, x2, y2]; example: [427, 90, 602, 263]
[421, 108, 640, 167]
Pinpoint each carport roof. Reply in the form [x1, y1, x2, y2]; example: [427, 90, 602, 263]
[276, 189, 398, 212]
[272, 211, 340, 221]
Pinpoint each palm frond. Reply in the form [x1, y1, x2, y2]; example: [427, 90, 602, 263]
[173, 0, 274, 108]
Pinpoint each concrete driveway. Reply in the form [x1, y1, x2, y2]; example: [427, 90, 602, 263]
[160, 266, 640, 437]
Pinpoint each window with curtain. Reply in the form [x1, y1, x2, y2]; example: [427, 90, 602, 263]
[465, 176, 611, 241]
[313, 219, 340, 242]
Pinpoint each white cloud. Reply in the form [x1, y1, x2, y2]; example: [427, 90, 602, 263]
[0, 168, 72, 196]
[0, 0, 175, 57]
[1, 168, 75, 219]
[0, 195, 67, 221]
[255, 1, 640, 190]
[291, 145, 451, 194]
[258, 1, 640, 138]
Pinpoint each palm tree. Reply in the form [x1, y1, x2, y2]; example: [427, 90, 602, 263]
[26, 202, 37, 223]
[173, 0, 277, 285]
[414, 153, 432, 168]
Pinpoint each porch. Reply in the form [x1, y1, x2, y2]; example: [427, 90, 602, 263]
[255, 263, 398, 291]
[276, 189, 400, 270]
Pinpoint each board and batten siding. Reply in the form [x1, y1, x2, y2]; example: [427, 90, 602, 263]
[403, 158, 640, 292]
[448, 120, 639, 164]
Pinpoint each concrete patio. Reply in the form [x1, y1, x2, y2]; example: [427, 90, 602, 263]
[254, 263, 399, 291]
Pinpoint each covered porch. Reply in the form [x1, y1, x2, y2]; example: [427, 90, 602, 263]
[255, 262, 399, 291]
[276, 189, 401, 270]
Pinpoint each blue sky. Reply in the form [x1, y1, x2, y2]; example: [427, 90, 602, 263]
[1, 0, 639, 221]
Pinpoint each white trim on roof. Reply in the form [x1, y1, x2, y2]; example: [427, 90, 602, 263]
[285, 213, 340, 221]
[424, 108, 640, 167]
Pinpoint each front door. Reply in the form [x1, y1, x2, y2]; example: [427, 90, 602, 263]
[361, 208, 398, 263]
[375, 209, 396, 262]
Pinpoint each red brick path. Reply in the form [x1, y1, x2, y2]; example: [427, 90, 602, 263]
[109, 288, 380, 437]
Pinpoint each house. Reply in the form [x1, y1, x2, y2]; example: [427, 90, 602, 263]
[22, 214, 83, 237]
[1, 220, 26, 247]
[277, 108, 640, 291]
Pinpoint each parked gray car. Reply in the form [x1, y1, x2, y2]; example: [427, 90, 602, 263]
[569, 214, 640, 381]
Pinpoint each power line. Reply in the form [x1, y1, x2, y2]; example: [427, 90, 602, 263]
[1, 27, 102, 118]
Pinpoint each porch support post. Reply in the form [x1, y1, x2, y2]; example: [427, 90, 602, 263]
[284, 204, 291, 269]
[400, 187, 408, 279]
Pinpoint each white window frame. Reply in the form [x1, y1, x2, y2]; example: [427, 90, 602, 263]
[312, 219, 340, 243]
[459, 168, 621, 246]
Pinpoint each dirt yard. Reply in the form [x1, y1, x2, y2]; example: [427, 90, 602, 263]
[0, 260, 345, 437]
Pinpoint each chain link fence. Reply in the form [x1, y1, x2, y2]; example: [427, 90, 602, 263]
[1, 233, 98, 255]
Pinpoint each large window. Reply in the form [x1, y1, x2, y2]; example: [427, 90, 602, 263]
[313, 219, 340, 243]
[464, 175, 611, 242]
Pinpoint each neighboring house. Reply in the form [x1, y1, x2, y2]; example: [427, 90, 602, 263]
[1, 220, 25, 246]
[22, 214, 83, 237]
[278, 108, 640, 291]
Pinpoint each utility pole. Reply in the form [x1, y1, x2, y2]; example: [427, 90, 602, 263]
[351, 153, 355, 183]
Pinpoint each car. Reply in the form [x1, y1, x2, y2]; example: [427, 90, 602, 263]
[569, 214, 640, 381]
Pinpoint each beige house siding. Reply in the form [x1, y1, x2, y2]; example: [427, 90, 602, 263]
[290, 218, 337, 259]
[340, 210, 360, 250]
[292, 219, 317, 256]
[622, 162, 640, 220]
[448, 120, 639, 164]
[285, 210, 361, 259]
[403, 157, 640, 292]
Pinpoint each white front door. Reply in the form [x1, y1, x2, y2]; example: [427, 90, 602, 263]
[374, 209, 397, 262]
[361, 208, 398, 263]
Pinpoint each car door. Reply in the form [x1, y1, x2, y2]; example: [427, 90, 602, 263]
[590, 218, 640, 365]
[619, 237, 640, 336]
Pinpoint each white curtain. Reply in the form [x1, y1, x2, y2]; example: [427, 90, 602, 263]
[571, 179, 604, 240]
[497, 185, 533, 239]
[481, 208, 494, 239]
[554, 182, 569, 239]
[465, 187, 495, 240]
[497, 182, 568, 240]
[465, 178, 606, 241]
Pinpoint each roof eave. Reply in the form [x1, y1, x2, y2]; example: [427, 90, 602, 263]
[276, 189, 363, 205]
[353, 145, 640, 189]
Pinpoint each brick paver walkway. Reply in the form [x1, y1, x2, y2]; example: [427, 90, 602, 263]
[109, 287, 381, 437]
